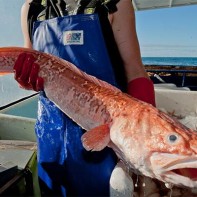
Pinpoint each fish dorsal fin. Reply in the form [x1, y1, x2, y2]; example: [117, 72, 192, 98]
[61, 59, 121, 93]
[81, 124, 110, 151]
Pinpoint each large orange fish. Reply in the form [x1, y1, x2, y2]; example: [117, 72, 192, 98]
[1, 47, 197, 189]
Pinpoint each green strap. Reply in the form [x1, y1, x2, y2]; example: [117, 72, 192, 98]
[84, 0, 119, 14]
[41, 0, 46, 5]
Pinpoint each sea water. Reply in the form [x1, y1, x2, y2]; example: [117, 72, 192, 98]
[0, 74, 35, 108]
[142, 57, 197, 66]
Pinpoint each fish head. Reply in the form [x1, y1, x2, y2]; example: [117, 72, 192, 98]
[81, 89, 197, 189]
[110, 105, 197, 189]
[146, 110, 197, 188]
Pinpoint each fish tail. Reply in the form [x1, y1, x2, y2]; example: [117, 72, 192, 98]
[0, 47, 36, 74]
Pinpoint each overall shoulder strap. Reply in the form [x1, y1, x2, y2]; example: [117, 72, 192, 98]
[83, 0, 127, 91]
[84, 0, 119, 14]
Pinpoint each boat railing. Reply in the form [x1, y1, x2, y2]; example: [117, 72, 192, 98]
[146, 68, 197, 90]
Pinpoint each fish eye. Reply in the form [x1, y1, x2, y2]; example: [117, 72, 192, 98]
[168, 134, 179, 143]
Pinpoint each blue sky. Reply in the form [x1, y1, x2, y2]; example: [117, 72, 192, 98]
[136, 5, 197, 57]
[0, 0, 24, 47]
[0, 1, 197, 57]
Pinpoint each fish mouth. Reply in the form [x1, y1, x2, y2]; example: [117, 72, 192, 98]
[150, 153, 197, 188]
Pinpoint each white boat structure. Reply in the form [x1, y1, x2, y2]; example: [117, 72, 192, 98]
[0, 0, 197, 196]
[132, 0, 197, 10]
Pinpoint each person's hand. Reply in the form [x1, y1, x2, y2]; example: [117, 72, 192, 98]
[14, 53, 44, 91]
[127, 77, 156, 107]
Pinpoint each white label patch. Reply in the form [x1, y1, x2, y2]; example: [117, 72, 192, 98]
[63, 30, 84, 45]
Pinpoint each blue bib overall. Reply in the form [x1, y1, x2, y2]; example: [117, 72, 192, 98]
[32, 14, 120, 196]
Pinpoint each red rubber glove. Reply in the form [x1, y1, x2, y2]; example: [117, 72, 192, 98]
[13, 53, 44, 92]
[127, 77, 156, 107]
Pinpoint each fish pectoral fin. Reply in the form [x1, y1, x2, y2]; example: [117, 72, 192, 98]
[81, 124, 110, 151]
